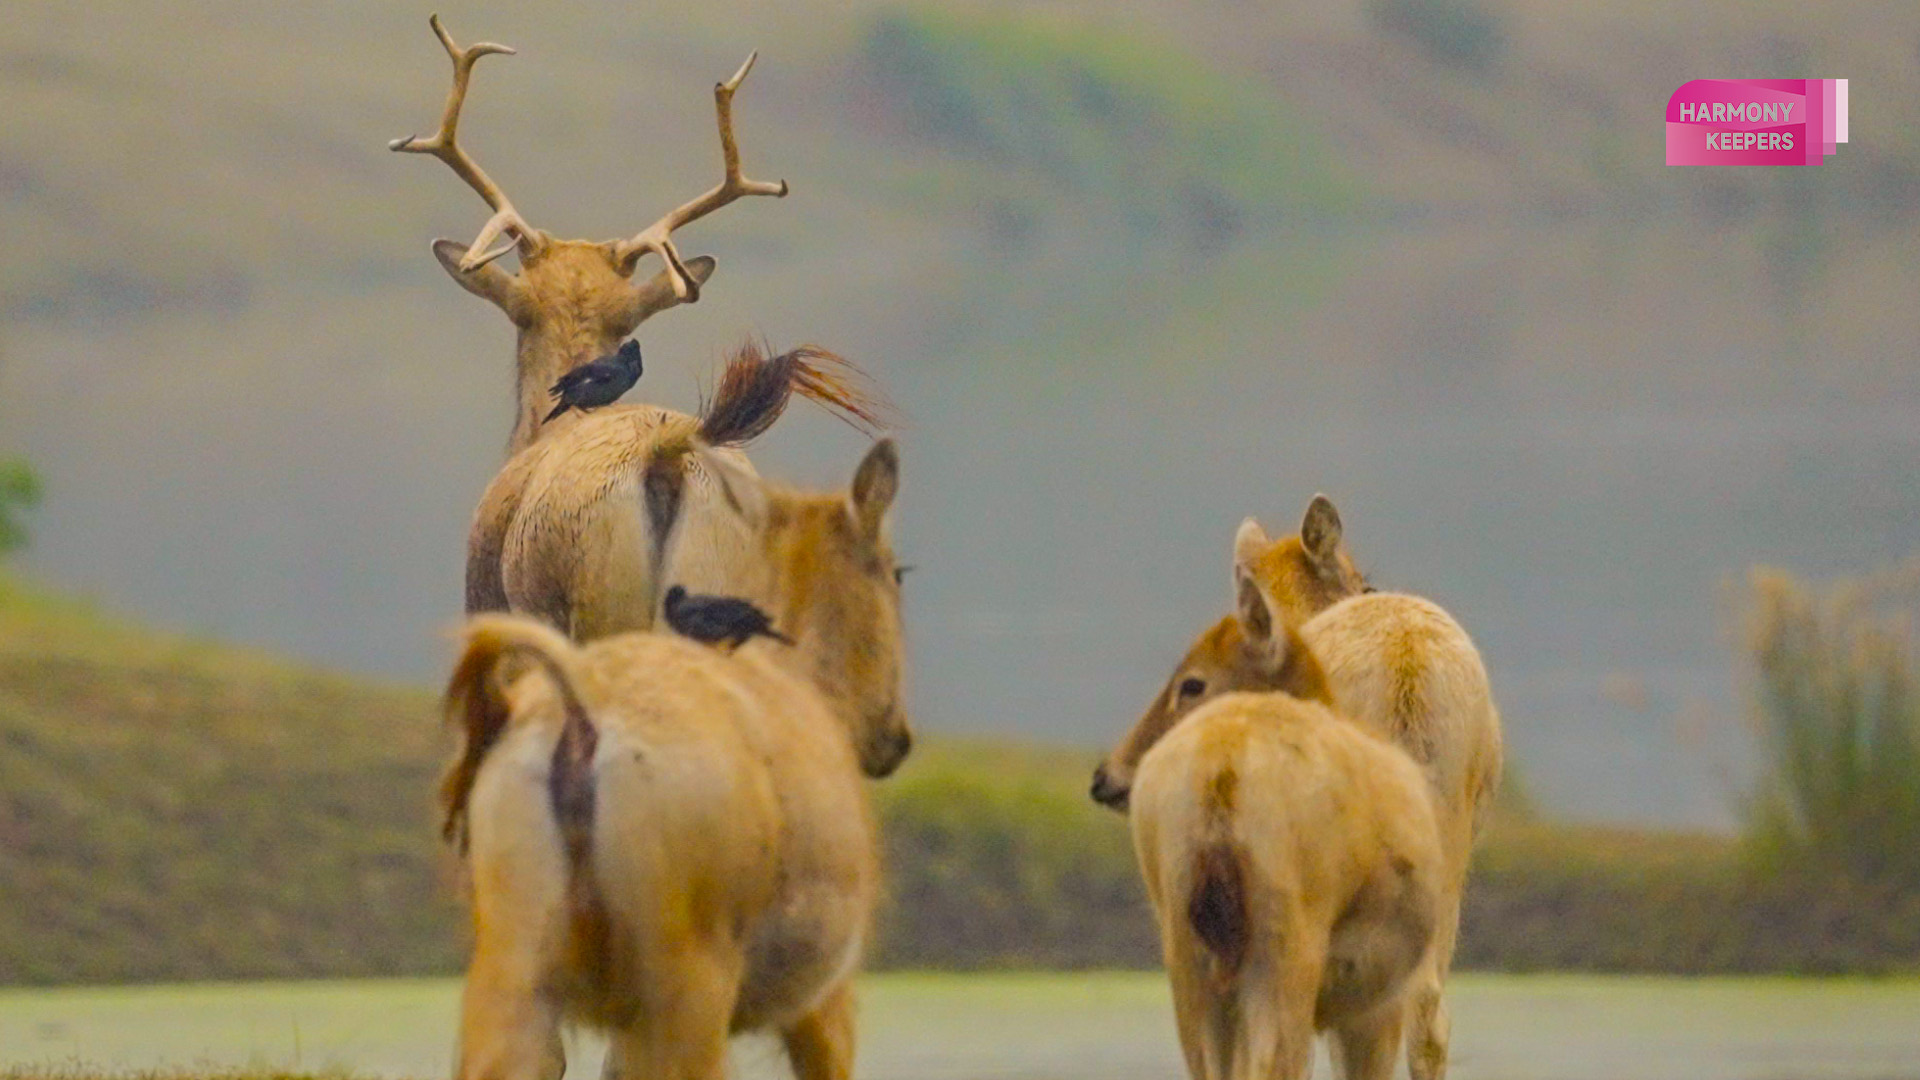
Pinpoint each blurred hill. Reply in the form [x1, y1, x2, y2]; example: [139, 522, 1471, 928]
[2, 1, 1918, 826]
[0, 572, 455, 983]
[7, 572, 1915, 985]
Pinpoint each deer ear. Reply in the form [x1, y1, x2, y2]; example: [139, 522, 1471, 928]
[1300, 494, 1345, 565]
[1233, 517, 1270, 572]
[1234, 566, 1290, 671]
[621, 255, 717, 325]
[434, 239, 530, 320]
[849, 439, 900, 540]
[696, 447, 767, 526]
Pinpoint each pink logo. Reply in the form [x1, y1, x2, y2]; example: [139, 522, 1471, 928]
[1666, 79, 1848, 166]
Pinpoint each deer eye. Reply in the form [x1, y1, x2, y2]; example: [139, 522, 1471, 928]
[1177, 676, 1207, 700]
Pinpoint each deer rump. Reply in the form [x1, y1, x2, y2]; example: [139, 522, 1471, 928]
[466, 343, 887, 635]
[1133, 695, 1443, 1080]
[444, 345, 887, 851]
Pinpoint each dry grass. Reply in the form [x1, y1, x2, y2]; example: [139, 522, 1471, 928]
[1740, 564, 1920, 887]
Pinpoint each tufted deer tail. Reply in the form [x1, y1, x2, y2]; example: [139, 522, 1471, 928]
[441, 614, 631, 1021]
[697, 340, 895, 446]
[1189, 840, 1249, 978]
[643, 340, 897, 559]
[439, 615, 598, 866]
[1185, 817, 1251, 1080]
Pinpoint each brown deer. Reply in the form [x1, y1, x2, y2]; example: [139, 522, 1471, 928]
[391, 17, 892, 630]
[1092, 569, 1336, 808]
[1129, 682, 1442, 1080]
[441, 439, 909, 1080]
[390, 14, 788, 455]
[1094, 496, 1503, 1080]
[465, 341, 890, 635]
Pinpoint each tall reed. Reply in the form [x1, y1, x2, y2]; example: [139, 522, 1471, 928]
[1741, 563, 1920, 887]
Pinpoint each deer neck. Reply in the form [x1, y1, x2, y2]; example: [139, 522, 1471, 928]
[754, 571, 856, 731]
[507, 318, 625, 453]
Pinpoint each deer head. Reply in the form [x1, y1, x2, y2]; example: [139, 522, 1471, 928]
[1090, 541, 1333, 811]
[1232, 495, 1371, 626]
[697, 440, 913, 778]
[391, 15, 788, 452]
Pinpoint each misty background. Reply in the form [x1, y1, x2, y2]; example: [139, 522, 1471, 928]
[2, 0, 1916, 828]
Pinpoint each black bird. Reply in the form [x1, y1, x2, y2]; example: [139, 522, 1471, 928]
[544, 340, 643, 422]
[663, 585, 794, 651]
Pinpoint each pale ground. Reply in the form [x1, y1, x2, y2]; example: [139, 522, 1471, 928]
[3, 972, 1918, 1080]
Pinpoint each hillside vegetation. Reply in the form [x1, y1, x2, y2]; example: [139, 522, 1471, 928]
[5, 0, 1920, 835]
[0, 573, 457, 984]
[5, 0, 1914, 333]
[5, 572, 1919, 985]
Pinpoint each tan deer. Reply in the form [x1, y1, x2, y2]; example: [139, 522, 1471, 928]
[390, 18, 890, 631]
[466, 341, 889, 636]
[1094, 495, 1503, 1080]
[1130, 683, 1443, 1080]
[441, 439, 909, 1080]
[391, 14, 788, 456]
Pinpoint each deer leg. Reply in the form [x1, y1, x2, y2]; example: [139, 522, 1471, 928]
[602, 949, 736, 1080]
[1331, 999, 1407, 1080]
[454, 940, 565, 1080]
[782, 981, 858, 1080]
[1239, 977, 1318, 1080]
[1405, 884, 1462, 1080]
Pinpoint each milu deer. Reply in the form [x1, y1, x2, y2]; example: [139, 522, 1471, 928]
[441, 439, 909, 1080]
[1094, 495, 1503, 1080]
[390, 18, 891, 631]
[466, 341, 890, 636]
[1128, 679, 1443, 1077]
[391, 14, 788, 455]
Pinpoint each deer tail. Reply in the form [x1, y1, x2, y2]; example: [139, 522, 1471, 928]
[697, 340, 897, 447]
[639, 340, 897, 605]
[1189, 839, 1249, 978]
[440, 615, 598, 865]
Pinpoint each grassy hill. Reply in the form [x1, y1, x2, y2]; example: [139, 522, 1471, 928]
[6, 0, 1914, 333]
[6, 570, 1919, 985]
[6, 0, 1920, 834]
[0, 573, 457, 984]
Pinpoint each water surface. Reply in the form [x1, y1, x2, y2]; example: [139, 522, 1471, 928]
[4, 972, 1918, 1080]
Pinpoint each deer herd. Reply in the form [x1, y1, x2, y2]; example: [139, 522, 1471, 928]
[393, 16, 1503, 1080]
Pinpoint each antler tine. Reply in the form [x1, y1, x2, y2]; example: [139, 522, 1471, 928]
[615, 51, 789, 302]
[390, 13, 545, 270]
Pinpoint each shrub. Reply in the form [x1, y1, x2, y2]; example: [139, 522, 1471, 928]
[1739, 564, 1920, 889]
[861, 7, 1356, 229]
[0, 459, 40, 554]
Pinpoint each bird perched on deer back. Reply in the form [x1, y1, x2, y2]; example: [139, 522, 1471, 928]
[545, 339, 643, 422]
[663, 585, 794, 651]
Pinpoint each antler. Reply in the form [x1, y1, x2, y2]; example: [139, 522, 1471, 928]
[390, 14, 546, 271]
[614, 52, 788, 302]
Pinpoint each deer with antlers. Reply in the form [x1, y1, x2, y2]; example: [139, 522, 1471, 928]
[391, 14, 788, 454]
[441, 439, 911, 1080]
[391, 16, 889, 633]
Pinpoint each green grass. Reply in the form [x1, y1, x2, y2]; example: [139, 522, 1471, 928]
[864, 6, 1359, 222]
[3, 568, 1919, 984]
[874, 737, 1152, 968]
[0, 572, 461, 985]
[0, 461, 39, 554]
[9, 973, 1920, 1080]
